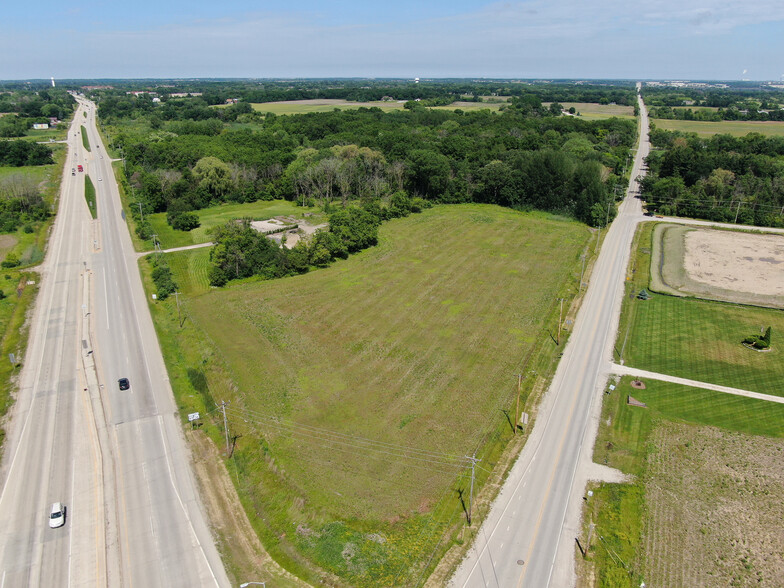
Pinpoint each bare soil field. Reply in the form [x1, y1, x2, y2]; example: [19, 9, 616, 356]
[652, 224, 784, 308]
[643, 422, 784, 587]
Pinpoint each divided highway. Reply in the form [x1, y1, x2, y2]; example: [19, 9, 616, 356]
[0, 99, 228, 587]
[451, 85, 650, 588]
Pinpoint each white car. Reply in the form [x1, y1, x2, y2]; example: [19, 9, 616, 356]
[49, 502, 66, 528]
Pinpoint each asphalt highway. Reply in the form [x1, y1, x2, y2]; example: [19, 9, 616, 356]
[451, 85, 650, 588]
[0, 99, 228, 587]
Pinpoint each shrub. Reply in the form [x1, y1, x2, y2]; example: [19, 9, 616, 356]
[1, 254, 20, 269]
[171, 211, 200, 231]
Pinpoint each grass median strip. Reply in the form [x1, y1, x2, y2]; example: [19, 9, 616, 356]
[84, 176, 96, 219]
[80, 125, 90, 151]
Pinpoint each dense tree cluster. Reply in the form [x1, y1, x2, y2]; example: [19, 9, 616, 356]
[0, 174, 50, 233]
[0, 140, 53, 166]
[642, 131, 784, 227]
[88, 79, 635, 111]
[110, 97, 633, 234]
[644, 85, 784, 122]
[0, 90, 75, 137]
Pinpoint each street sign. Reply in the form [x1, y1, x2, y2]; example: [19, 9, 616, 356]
[188, 412, 200, 422]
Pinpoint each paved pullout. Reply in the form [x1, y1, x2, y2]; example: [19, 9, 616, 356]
[450, 83, 650, 588]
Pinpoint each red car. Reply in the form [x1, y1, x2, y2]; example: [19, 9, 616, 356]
[77, 165, 83, 172]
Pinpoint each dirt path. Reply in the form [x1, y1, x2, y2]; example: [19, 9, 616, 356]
[188, 430, 309, 587]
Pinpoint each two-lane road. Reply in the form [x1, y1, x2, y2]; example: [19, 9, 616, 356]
[451, 85, 650, 588]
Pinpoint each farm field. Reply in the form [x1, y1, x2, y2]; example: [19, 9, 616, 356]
[144, 199, 319, 250]
[650, 118, 784, 136]
[580, 377, 784, 588]
[154, 204, 590, 585]
[247, 99, 504, 115]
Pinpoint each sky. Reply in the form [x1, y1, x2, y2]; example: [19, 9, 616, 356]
[2, 0, 783, 81]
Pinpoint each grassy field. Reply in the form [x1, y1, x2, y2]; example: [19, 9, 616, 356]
[650, 118, 784, 136]
[247, 99, 504, 115]
[618, 222, 784, 396]
[144, 200, 319, 251]
[544, 102, 635, 120]
[148, 203, 590, 585]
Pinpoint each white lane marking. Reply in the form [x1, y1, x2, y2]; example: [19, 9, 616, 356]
[103, 272, 109, 327]
[157, 416, 220, 586]
[68, 457, 75, 588]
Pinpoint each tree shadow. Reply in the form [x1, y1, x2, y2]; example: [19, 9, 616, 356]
[229, 433, 242, 458]
[501, 409, 515, 435]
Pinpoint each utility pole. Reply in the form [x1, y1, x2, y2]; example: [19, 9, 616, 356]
[465, 453, 481, 525]
[138, 202, 144, 223]
[174, 291, 183, 327]
[557, 298, 565, 345]
[219, 400, 230, 455]
[514, 374, 522, 434]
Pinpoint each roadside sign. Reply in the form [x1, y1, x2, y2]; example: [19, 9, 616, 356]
[188, 412, 200, 422]
[8, 353, 14, 365]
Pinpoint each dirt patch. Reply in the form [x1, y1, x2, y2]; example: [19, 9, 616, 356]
[187, 430, 308, 587]
[643, 423, 784, 587]
[251, 216, 328, 250]
[684, 229, 784, 298]
[653, 225, 784, 308]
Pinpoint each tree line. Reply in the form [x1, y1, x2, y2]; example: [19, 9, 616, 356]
[642, 130, 784, 227]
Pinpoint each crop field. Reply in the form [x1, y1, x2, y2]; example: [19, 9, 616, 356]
[246, 99, 504, 115]
[580, 377, 784, 588]
[145, 200, 318, 250]
[651, 118, 784, 136]
[161, 204, 589, 584]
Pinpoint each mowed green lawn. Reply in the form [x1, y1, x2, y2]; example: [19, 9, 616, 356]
[613, 377, 784, 440]
[624, 292, 784, 396]
[651, 118, 784, 137]
[184, 204, 589, 522]
[145, 199, 318, 250]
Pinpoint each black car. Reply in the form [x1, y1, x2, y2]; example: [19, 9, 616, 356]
[118, 377, 130, 390]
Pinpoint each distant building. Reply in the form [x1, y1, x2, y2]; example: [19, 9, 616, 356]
[32, 123, 49, 130]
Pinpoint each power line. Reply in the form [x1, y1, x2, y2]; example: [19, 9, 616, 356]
[225, 406, 471, 472]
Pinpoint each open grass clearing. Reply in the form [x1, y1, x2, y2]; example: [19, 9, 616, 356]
[625, 281, 784, 396]
[651, 118, 784, 136]
[153, 203, 590, 585]
[144, 200, 320, 251]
